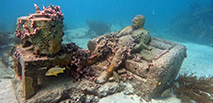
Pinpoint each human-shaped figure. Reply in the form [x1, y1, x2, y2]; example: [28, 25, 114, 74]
[95, 15, 151, 83]
[116, 15, 151, 52]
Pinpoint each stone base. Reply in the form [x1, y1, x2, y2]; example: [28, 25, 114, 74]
[12, 73, 126, 103]
[12, 70, 148, 103]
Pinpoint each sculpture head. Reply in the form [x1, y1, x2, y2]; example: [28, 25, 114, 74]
[132, 15, 145, 30]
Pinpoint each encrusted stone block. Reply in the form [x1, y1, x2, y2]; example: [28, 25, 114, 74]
[16, 16, 63, 55]
[13, 45, 56, 99]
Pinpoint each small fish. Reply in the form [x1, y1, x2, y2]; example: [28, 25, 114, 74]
[45, 66, 66, 76]
[157, 81, 161, 86]
[76, 34, 79, 36]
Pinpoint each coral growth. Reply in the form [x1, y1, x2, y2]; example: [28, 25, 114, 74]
[173, 73, 213, 103]
[14, 4, 64, 55]
[89, 35, 133, 83]
[86, 20, 111, 37]
[30, 4, 64, 21]
[70, 48, 95, 80]
[59, 43, 95, 81]
[15, 24, 40, 39]
[60, 42, 79, 53]
[15, 4, 64, 40]
[88, 35, 119, 65]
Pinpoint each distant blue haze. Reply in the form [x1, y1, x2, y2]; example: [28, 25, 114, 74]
[0, 0, 211, 31]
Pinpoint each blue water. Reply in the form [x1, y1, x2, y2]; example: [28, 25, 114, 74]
[0, 0, 211, 31]
[0, 1, 212, 74]
[0, 0, 213, 102]
[1, 0, 212, 74]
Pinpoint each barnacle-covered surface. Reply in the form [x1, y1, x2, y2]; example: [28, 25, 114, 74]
[58, 42, 95, 80]
[173, 73, 213, 103]
[15, 4, 64, 55]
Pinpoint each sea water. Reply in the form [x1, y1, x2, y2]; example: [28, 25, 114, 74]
[0, 0, 212, 102]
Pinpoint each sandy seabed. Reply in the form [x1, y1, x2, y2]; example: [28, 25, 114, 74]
[0, 27, 212, 103]
[179, 42, 213, 77]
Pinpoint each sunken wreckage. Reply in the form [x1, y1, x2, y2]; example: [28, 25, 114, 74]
[12, 4, 186, 103]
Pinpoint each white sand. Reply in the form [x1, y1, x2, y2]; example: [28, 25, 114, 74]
[99, 92, 141, 103]
[179, 42, 213, 77]
[0, 58, 16, 103]
[0, 27, 212, 103]
[0, 79, 16, 103]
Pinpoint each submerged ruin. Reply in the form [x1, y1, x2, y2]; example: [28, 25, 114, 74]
[12, 4, 187, 103]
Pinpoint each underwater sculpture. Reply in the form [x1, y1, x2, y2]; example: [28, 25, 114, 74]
[12, 4, 94, 101]
[88, 15, 187, 101]
[88, 15, 151, 83]
[15, 4, 64, 55]
[116, 15, 151, 52]
[13, 4, 66, 99]
[12, 4, 187, 102]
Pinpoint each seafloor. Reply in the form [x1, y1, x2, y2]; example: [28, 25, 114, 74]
[0, 25, 213, 103]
